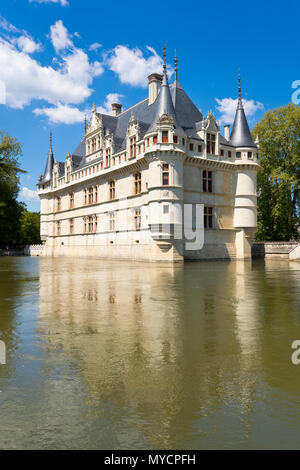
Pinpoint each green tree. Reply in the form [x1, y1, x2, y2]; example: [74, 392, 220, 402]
[20, 211, 41, 245]
[253, 103, 300, 241]
[0, 131, 26, 247]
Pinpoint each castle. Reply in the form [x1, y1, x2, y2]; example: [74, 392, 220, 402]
[38, 51, 260, 262]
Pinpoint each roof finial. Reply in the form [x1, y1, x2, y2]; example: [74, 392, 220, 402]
[84, 114, 87, 134]
[174, 48, 178, 81]
[163, 44, 166, 73]
[238, 68, 241, 99]
[49, 130, 53, 151]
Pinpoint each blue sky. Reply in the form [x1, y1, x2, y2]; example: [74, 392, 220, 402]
[0, 0, 299, 211]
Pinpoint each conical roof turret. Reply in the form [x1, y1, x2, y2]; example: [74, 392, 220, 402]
[230, 71, 256, 148]
[147, 46, 182, 133]
[41, 131, 54, 183]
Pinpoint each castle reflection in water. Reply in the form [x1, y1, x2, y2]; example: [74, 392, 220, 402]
[34, 257, 300, 449]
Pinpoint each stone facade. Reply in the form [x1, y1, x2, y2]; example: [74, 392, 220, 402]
[38, 61, 260, 262]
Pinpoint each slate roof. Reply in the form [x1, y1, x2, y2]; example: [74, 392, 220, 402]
[230, 97, 256, 148]
[67, 79, 205, 171]
[40, 134, 54, 183]
[41, 70, 256, 180]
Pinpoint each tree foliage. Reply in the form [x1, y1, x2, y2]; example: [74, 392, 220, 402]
[253, 103, 300, 241]
[20, 211, 41, 245]
[0, 131, 40, 247]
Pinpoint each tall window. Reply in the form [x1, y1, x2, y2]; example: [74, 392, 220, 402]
[162, 163, 169, 186]
[248, 151, 253, 159]
[69, 192, 74, 209]
[94, 186, 98, 203]
[153, 135, 158, 144]
[109, 181, 115, 200]
[88, 187, 93, 204]
[173, 135, 178, 144]
[134, 172, 142, 194]
[56, 220, 61, 235]
[134, 208, 141, 231]
[207, 133, 216, 154]
[109, 212, 116, 231]
[204, 207, 213, 228]
[88, 216, 93, 233]
[228, 151, 232, 158]
[84, 189, 87, 205]
[56, 197, 61, 212]
[70, 218, 74, 234]
[130, 136, 136, 158]
[203, 170, 212, 193]
[162, 131, 168, 143]
[236, 151, 241, 158]
[106, 148, 111, 167]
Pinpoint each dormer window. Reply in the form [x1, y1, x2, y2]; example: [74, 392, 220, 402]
[66, 166, 71, 183]
[105, 148, 111, 167]
[130, 136, 136, 158]
[162, 131, 168, 143]
[207, 133, 216, 154]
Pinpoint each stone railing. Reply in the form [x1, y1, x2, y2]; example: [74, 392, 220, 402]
[24, 244, 44, 256]
[252, 242, 299, 259]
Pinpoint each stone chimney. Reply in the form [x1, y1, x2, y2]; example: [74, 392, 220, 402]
[111, 103, 122, 116]
[148, 73, 163, 105]
[224, 124, 230, 141]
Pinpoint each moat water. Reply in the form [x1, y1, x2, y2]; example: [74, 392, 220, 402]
[0, 256, 300, 449]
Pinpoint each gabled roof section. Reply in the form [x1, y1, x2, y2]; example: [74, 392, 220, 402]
[170, 81, 203, 134]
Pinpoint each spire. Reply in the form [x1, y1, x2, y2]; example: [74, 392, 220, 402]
[230, 70, 256, 148]
[41, 130, 54, 183]
[147, 45, 182, 133]
[84, 114, 87, 134]
[174, 48, 178, 82]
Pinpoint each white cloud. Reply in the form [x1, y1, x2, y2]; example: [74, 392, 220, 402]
[33, 103, 84, 124]
[107, 45, 166, 87]
[0, 16, 18, 33]
[13, 35, 41, 53]
[215, 97, 264, 124]
[50, 20, 72, 53]
[0, 19, 104, 109]
[33, 92, 123, 124]
[89, 42, 102, 51]
[20, 187, 39, 202]
[97, 93, 123, 114]
[29, 0, 69, 6]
